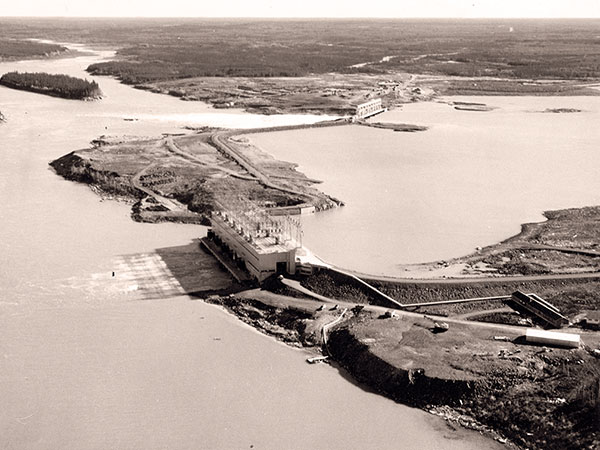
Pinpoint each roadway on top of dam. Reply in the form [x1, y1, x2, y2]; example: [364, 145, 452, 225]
[342, 266, 600, 285]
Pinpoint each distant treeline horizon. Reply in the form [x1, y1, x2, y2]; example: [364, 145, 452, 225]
[1, 19, 600, 82]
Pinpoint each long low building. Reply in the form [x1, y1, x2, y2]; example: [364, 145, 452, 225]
[525, 328, 580, 348]
[355, 98, 386, 119]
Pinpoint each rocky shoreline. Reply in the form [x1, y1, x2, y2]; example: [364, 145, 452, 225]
[203, 288, 599, 450]
[189, 203, 600, 450]
[49, 125, 600, 450]
[393, 206, 600, 279]
[49, 130, 343, 225]
[326, 316, 600, 450]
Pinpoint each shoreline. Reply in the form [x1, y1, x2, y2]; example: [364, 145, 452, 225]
[200, 281, 600, 450]
[101, 73, 600, 116]
[204, 293, 512, 443]
[49, 126, 346, 226]
[189, 203, 600, 450]
[388, 206, 600, 281]
[2, 34, 592, 450]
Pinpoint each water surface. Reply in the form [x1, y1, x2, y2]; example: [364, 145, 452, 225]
[250, 96, 600, 276]
[0, 46, 500, 449]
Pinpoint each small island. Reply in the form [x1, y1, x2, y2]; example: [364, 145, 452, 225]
[543, 108, 582, 114]
[0, 71, 102, 100]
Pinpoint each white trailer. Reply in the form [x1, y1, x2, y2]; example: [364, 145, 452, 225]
[525, 328, 580, 349]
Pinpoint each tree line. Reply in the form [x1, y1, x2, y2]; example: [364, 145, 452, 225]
[0, 71, 102, 100]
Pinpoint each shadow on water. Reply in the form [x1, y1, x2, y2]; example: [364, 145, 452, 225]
[113, 239, 241, 301]
[155, 239, 236, 293]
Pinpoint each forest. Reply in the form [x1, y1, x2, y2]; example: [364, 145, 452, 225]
[79, 19, 600, 83]
[0, 71, 102, 100]
[0, 39, 66, 60]
[2, 18, 600, 83]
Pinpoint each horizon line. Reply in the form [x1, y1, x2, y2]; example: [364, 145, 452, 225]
[2, 16, 600, 20]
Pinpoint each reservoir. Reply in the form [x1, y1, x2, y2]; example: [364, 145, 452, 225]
[0, 47, 501, 448]
[250, 96, 600, 276]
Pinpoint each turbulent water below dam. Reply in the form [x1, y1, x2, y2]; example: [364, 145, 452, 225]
[0, 45, 502, 449]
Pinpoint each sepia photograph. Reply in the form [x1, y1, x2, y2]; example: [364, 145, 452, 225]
[1, 1, 600, 449]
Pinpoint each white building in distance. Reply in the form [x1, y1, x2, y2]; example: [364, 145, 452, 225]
[355, 98, 386, 119]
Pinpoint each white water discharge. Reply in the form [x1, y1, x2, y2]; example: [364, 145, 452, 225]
[0, 46, 502, 449]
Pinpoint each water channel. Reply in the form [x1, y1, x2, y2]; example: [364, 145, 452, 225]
[0, 46, 501, 448]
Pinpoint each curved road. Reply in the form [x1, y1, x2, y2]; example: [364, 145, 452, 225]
[210, 131, 314, 199]
[165, 136, 256, 181]
[239, 285, 596, 340]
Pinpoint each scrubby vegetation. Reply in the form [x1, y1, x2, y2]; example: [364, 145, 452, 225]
[50, 131, 339, 225]
[0, 39, 66, 60]
[426, 78, 599, 96]
[80, 19, 600, 83]
[2, 18, 599, 101]
[0, 71, 101, 100]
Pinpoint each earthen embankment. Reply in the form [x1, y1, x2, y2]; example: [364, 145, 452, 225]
[327, 328, 477, 406]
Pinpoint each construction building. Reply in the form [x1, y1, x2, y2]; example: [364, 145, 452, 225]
[355, 98, 386, 119]
[206, 207, 304, 282]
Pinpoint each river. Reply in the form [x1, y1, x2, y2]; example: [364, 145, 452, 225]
[250, 96, 600, 276]
[0, 46, 501, 448]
